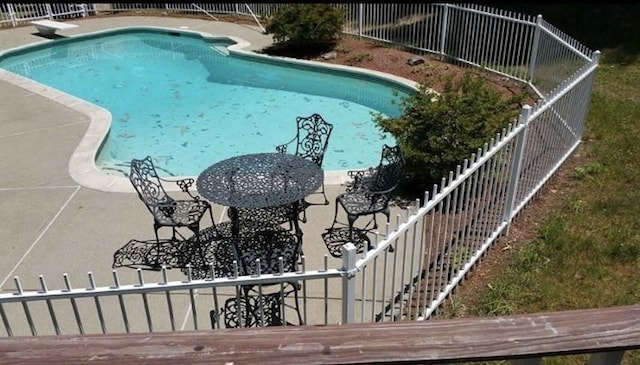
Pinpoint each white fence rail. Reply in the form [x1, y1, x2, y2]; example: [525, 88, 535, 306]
[1, 259, 348, 336]
[0, 3, 598, 336]
[0, 3, 87, 27]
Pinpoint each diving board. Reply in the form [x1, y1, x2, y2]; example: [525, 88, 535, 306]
[31, 20, 78, 36]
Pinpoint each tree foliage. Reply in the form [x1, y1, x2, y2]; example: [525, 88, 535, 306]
[265, 4, 346, 48]
[374, 72, 524, 193]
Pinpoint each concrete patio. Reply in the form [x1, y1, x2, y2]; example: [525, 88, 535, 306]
[0, 16, 408, 332]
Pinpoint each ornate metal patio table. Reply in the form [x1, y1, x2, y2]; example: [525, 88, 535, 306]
[196, 152, 324, 236]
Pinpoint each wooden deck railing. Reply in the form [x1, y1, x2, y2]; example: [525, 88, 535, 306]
[1, 305, 639, 364]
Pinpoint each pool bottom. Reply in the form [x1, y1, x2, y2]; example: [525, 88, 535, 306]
[2, 27, 410, 175]
[0, 64, 351, 193]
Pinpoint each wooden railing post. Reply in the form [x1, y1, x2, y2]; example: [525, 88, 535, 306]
[341, 243, 357, 324]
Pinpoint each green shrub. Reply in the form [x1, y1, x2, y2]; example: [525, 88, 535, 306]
[374, 72, 524, 194]
[265, 4, 346, 48]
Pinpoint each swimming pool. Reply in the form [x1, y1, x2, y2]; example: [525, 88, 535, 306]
[0, 27, 417, 176]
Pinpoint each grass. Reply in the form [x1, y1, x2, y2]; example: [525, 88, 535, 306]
[441, 38, 640, 365]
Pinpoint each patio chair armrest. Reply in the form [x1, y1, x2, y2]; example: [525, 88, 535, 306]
[175, 178, 195, 193]
[346, 167, 377, 192]
[347, 166, 377, 179]
[158, 176, 198, 196]
[365, 185, 396, 196]
[275, 136, 297, 154]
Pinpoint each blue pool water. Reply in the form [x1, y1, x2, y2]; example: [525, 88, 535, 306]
[0, 28, 415, 175]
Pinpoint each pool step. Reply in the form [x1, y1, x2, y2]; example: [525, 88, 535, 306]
[210, 45, 229, 57]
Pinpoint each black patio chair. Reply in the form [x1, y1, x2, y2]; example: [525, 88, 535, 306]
[329, 144, 405, 240]
[237, 227, 303, 275]
[220, 288, 302, 328]
[215, 226, 304, 328]
[178, 222, 242, 280]
[112, 223, 240, 278]
[276, 113, 334, 222]
[129, 156, 217, 268]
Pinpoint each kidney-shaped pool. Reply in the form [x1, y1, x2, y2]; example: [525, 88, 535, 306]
[0, 27, 417, 176]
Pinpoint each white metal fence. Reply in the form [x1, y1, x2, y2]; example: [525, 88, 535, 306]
[0, 3, 598, 336]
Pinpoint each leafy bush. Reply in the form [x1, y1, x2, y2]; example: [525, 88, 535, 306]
[374, 72, 524, 194]
[266, 4, 346, 49]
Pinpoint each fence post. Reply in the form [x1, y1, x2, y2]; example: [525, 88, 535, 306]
[527, 14, 543, 85]
[45, 3, 53, 20]
[341, 243, 357, 324]
[7, 3, 17, 27]
[358, 3, 363, 37]
[502, 105, 532, 231]
[438, 3, 450, 60]
[591, 50, 601, 67]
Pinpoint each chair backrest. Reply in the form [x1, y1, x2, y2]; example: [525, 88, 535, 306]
[293, 113, 334, 166]
[371, 144, 405, 193]
[222, 291, 293, 328]
[129, 156, 174, 212]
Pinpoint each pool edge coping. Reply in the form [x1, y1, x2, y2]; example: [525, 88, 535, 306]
[0, 25, 421, 193]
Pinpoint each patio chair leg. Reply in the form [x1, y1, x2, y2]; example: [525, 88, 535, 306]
[189, 225, 208, 269]
[380, 208, 392, 229]
[299, 199, 308, 224]
[292, 284, 303, 325]
[293, 199, 307, 227]
[209, 309, 219, 329]
[382, 210, 394, 252]
[370, 208, 390, 231]
[320, 182, 329, 205]
[302, 183, 329, 208]
[330, 197, 341, 230]
[347, 215, 358, 242]
[153, 224, 163, 268]
[169, 226, 178, 241]
[207, 207, 217, 235]
[242, 286, 254, 327]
